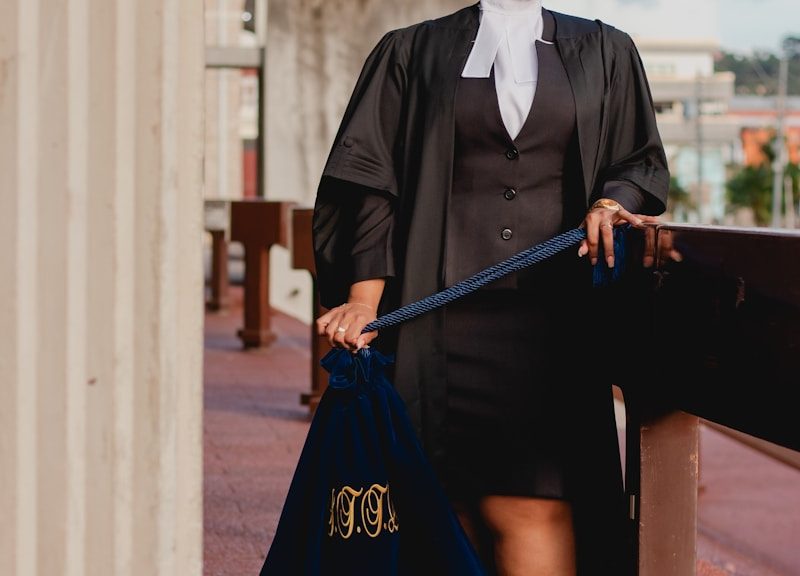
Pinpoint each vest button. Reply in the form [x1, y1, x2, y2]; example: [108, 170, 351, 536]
[505, 148, 519, 160]
[501, 228, 513, 241]
[504, 188, 517, 200]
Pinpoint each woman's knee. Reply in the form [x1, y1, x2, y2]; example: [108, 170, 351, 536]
[478, 495, 574, 537]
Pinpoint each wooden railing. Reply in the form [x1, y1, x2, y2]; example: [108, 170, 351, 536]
[619, 224, 800, 575]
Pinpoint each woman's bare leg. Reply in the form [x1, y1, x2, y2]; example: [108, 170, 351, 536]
[452, 500, 494, 570]
[478, 495, 576, 576]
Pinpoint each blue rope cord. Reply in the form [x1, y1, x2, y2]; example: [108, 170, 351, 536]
[362, 227, 587, 333]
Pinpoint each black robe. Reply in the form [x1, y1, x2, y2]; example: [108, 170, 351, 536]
[313, 4, 669, 573]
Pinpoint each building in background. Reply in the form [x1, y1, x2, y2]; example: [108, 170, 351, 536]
[204, 0, 259, 201]
[551, 0, 736, 223]
[638, 39, 739, 223]
[730, 96, 800, 166]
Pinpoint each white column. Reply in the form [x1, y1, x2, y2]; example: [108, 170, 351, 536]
[0, 0, 205, 574]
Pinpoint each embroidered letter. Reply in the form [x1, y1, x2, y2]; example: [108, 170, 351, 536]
[327, 482, 399, 538]
[335, 486, 362, 539]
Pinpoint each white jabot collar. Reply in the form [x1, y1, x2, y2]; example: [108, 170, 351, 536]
[462, 0, 546, 83]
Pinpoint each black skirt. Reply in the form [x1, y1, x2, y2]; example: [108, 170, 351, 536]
[441, 286, 579, 500]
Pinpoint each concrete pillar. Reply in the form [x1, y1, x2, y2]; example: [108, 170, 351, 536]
[203, 0, 247, 200]
[0, 0, 205, 574]
[264, 0, 466, 323]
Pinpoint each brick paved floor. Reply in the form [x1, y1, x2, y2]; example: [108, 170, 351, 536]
[204, 288, 312, 576]
[203, 288, 800, 575]
[697, 426, 800, 576]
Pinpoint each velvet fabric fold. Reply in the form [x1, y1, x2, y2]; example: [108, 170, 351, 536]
[260, 347, 486, 576]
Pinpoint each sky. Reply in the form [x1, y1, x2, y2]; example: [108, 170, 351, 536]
[720, 0, 800, 54]
[547, 0, 800, 54]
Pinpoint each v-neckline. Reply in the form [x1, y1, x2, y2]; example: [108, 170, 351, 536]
[489, 38, 547, 145]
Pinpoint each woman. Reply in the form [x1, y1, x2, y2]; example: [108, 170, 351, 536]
[313, 1, 669, 574]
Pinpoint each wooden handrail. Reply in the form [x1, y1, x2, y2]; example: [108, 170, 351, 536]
[620, 223, 800, 575]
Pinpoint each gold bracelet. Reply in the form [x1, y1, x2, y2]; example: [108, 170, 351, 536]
[347, 302, 376, 313]
[590, 198, 622, 212]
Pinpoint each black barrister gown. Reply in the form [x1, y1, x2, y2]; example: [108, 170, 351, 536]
[313, 4, 669, 574]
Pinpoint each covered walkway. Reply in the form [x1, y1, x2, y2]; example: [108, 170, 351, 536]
[203, 288, 800, 576]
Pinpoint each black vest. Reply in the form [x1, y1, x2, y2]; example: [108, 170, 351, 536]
[443, 10, 584, 290]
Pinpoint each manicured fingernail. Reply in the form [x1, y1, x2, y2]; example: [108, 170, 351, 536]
[635, 219, 644, 226]
[577, 246, 587, 257]
[607, 256, 615, 268]
[591, 257, 597, 265]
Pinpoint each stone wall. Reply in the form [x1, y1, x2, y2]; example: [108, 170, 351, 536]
[265, 0, 467, 321]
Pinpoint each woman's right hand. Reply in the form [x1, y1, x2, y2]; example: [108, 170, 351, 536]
[316, 301, 379, 352]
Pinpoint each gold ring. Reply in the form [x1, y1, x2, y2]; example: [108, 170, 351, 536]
[601, 223, 614, 229]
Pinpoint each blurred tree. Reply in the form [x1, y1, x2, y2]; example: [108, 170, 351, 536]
[787, 161, 800, 216]
[715, 50, 800, 96]
[727, 162, 772, 225]
[667, 175, 693, 220]
[726, 140, 800, 226]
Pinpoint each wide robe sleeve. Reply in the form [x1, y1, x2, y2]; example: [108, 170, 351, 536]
[593, 31, 670, 215]
[312, 30, 407, 310]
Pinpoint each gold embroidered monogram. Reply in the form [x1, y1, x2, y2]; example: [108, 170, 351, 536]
[327, 483, 399, 538]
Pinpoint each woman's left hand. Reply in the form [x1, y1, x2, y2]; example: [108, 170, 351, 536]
[577, 199, 658, 268]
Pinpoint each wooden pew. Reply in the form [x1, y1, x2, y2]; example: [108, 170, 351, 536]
[204, 199, 230, 311]
[290, 208, 331, 412]
[230, 200, 293, 348]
